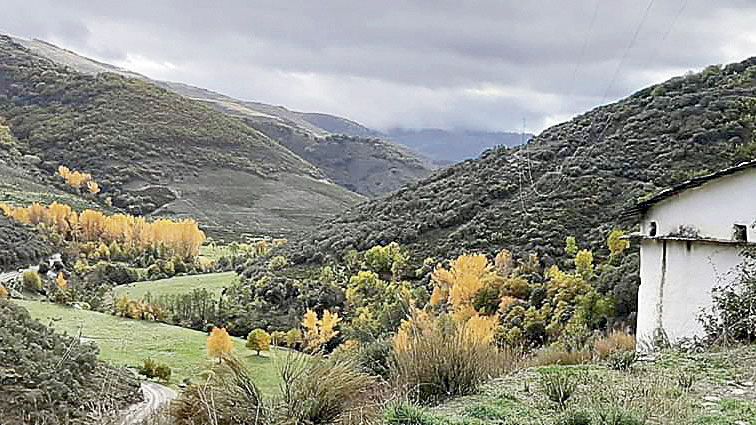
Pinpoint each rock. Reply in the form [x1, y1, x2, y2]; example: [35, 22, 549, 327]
[703, 396, 721, 403]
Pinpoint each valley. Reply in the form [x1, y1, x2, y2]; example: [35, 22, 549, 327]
[0, 11, 755, 425]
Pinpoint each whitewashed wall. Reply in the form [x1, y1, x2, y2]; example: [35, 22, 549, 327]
[637, 239, 744, 350]
[641, 168, 756, 240]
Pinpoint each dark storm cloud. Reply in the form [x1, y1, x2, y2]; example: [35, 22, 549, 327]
[1, 0, 754, 132]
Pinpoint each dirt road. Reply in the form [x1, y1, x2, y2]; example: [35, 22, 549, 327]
[120, 382, 177, 425]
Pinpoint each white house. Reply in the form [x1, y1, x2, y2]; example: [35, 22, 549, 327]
[630, 160, 756, 350]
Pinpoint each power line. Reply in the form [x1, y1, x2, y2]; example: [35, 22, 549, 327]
[522, 0, 658, 201]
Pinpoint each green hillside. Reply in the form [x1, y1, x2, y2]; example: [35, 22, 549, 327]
[114, 271, 237, 300]
[0, 216, 53, 270]
[0, 35, 362, 239]
[16, 300, 283, 394]
[280, 58, 756, 266]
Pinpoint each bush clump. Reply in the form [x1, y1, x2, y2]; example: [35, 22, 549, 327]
[390, 316, 513, 404]
[139, 358, 172, 382]
[539, 369, 578, 410]
[22, 270, 43, 291]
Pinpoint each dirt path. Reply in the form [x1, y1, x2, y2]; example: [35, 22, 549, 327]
[119, 382, 177, 425]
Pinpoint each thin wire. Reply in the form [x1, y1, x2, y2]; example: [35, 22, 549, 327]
[601, 0, 656, 102]
[522, 0, 600, 197]
[524, 0, 657, 200]
[567, 0, 601, 98]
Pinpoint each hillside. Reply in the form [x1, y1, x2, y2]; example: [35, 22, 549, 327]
[17, 299, 284, 395]
[0, 35, 363, 239]
[0, 300, 140, 425]
[281, 58, 756, 266]
[160, 82, 434, 197]
[16, 36, 433, 198]
[0, 216, 53, 270]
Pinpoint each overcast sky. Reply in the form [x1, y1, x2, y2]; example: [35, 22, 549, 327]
[2, 1, 755, 133]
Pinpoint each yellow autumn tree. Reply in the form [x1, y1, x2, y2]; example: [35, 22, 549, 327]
[207, 327, 234, 363]
[463, 315, 498, 345]
[55, 272, 68, 290]
[430, 254, 502, 322]
[0, 202, 206, 258]
[58, 165, 96, 190]
[302, 309, 341, 352]
[0, 285, 8, 299]
[246, 329, 271, 355]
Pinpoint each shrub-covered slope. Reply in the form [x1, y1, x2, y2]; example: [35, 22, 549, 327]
[283, 58, 756, 265]
[0, 35, 362, 238]
[0, 216, 53, 270]
[15, 36, 433, 198]
[0, 300, 141, 425]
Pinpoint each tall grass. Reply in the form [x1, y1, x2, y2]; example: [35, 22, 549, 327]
[275, 353, 383, 425]
[594, 331, 636, 360]
[170, 357, 267, 425]
[390, 319, 521, 404]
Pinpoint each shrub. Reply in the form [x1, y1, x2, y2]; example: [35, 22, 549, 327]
[677, 370, 696, 391]
[22, 270, 43, 291]
[593, 407, 644, 425]
[607, 351, 638, 371]
[355, 338, 393, 378]
[0, 300, 140, 423]
[594, 331, 636, 360]
[38, 261, 50, 275]
[268, 255, 288, 271]
[276, 353, 380, 424]
[384, 401, 443, 425]
[390, 314, 513, 403]
[531, 346, 592, 367]
[170, 356, 267, 425]
[539, 369, 578, 410]
[139, 358, 172, 382]
[701, 251, 756, 344]
[286, 328, 303, 348]
[246, 328, 271, 355]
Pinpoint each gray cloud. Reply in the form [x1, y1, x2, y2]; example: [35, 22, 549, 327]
[1, 0, 754, 133]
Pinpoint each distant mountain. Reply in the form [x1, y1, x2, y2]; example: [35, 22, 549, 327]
[384, 128, 533, 164]
[293, 111, 531, 164]
[0, 35, 363, 239]
[14, 37, 433, 198]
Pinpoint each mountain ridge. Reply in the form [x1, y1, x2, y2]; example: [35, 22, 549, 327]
[13, 36, 434, 197]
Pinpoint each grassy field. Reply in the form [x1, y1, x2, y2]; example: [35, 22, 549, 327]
[16, 299, 283, 395]
[424, 347, 756, 425]
[113, 272, 238, 300]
